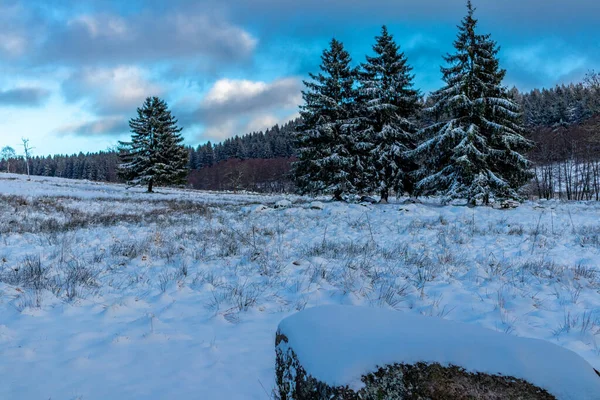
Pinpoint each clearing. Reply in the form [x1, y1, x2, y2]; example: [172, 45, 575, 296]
[0, 173, 599, 399]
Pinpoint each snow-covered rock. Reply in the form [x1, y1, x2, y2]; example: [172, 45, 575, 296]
[275, 306, 600, 400]
[400, 198, 421, 205]
[274, 199, 293, 209]
[500, 199, 521, 209]
[308, 201, 324, 210]
[360, 196, 378, 204]
[251, 204, 269, 213]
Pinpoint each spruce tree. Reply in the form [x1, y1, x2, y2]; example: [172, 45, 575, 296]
[413, 1, 532, 205]
[357, 26, 421, 202]
[293, 39, 359, 200]
[118, 96, 188, 192]
[479, 33, 533, 199]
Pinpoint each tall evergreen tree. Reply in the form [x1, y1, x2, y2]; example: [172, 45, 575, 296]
[413, 1, 532, 205]
[118, 96, 188, 192]
[293, 39, 359, 200]
[357, 26, 421, 202]
[479, 35, 533, 198]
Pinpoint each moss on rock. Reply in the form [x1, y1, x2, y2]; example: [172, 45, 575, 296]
[275, 329, 557, 400]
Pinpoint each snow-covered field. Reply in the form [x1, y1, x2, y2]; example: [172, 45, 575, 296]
[0, 173, 599, 399]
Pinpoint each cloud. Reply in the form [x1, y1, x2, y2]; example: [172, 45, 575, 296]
[199, 77, 302, 123]
[195, 77, 302, 140]
[201, 112, 299, 141]
[220, 0, 600, 28]
[38, 10, 257, 66]
[0, 87, 50, 107]
[56, 116, 129, 137]
[0, 2, 36, 58]
[62, 66, 164, 115]
[0, 32, 27, 57]
[244, 115, 281, 133]
[504, 40, 591, 89]
[3, 0, 600, 156]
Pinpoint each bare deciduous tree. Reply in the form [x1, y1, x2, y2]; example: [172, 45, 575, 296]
[21, 138, 34, 180]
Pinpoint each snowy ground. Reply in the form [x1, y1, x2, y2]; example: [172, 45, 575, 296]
[0, 173, 599, 399]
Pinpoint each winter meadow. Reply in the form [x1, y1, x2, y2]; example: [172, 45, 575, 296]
[1, 1, 600, 399]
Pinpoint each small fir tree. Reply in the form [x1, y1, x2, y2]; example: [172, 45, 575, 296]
[118, 96, 188, 192]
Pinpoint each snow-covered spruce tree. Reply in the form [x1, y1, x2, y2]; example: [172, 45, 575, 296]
[293, 39, 360, 201]
[479, 33, 533, 198]
[357, 26, 421, 203]
[118, 97, 188, 193]
[413, 1, 532, 205]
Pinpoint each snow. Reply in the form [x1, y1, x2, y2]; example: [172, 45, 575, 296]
[309, 200, 325, 210]
[0, 172, 599, 399]
[278, 305, 600, 399]
[274, 199, 292, 209]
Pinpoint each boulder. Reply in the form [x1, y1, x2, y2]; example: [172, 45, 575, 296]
[275, 306, 600, 400]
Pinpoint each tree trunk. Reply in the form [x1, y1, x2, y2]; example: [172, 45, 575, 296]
[333, 189, 343, 202]
[380, 189, 389, 203]
[148, 179, 154, 193]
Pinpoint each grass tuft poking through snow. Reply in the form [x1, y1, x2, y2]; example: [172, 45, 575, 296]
[0, 173, 599, 399]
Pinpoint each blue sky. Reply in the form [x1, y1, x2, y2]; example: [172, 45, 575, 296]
[0, 0, 599, 156]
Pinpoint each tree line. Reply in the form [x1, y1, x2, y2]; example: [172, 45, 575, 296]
[0, 121, 298, 183]
[188, 120, 297, 169]
[3, 79, 599, 192]
[518, 77, 600, 129]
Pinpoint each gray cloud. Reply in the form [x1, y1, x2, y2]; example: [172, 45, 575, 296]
[37, 10, 256, 66]
[198, 77, 302, 124]
[56, 116, 129, 137]
[0, 87, 50, 106]
[3, 0, 600, 150]
[61, 66, 164, 115]
[217, 0, 600, 29]
[189, 77, 302, 140]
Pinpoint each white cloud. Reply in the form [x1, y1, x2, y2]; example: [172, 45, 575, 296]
[200, 77, 302, 118]
[197, 77, 302, 141]
[203, 79, 270, 106]
[244, 114, 281, 133]
[201, 112, 300, 141]
[62, 66, 164, 114]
